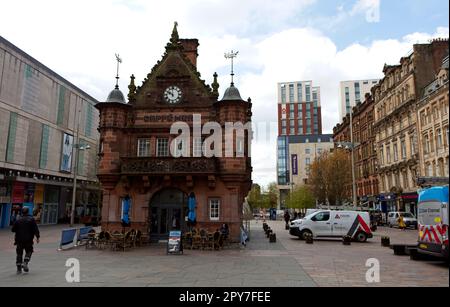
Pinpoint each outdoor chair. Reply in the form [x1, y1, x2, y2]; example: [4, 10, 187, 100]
[102, 231, 112, 250]
[183, 232, 193, 249]
[117, 231, 133, 251]
[135, 230, 142, 247]
[192, 233, 202, 250]
[96, 231, 105, 249]
[218, 234, 224, 250]
[203, 232, 214, 250]
[85, 229, 97, 249]
[110, 232, 124, 251]
[213, 231, 221, 250]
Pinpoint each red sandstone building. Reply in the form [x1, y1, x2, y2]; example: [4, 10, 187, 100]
[333, 93, 379, 206]
[95, 24, 252, 242]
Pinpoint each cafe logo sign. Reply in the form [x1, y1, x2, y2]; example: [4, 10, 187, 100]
[144, 114, 194, 122]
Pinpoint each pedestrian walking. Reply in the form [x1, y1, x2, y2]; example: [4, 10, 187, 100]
[397, 214, 406, 231]
[11, 207, 40, 274]
[284, 210, 290, 228]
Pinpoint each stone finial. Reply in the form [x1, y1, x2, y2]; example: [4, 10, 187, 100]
[128, 74, 136, 103]
[171, 21, 179, 44]
[166, 21, 181, 50]
[212, 72, 219, 97]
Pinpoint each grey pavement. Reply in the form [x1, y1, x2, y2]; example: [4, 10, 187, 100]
[0, 220, 448, 287]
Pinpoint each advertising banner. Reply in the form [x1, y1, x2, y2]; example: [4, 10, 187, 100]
[167, 230, 183, 254]
[12, 182, 25, 203]
[34, 184, 44, 204]
[61, 133, 74, 172]
[291, 154, 298, 176]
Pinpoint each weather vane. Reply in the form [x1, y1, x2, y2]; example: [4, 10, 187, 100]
[224, 50, 239, 86]
[115, 53, 122, 89]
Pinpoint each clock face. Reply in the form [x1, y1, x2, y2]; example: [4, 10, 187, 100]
[164, 86, 182, 104]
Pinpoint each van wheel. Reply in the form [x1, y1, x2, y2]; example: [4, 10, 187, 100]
[355, 232, 368, 243]
[300, 230, 312, 241]
[389, 223, 392, 228]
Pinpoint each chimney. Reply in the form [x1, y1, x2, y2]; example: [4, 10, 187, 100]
[180, 39, 199, 67]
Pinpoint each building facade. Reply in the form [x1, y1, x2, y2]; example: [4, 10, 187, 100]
[373, 39, 449, 214]
[277, 81, 322, 136]
[96, 25, 252, 242]
[333, 93, 379, 207]
[277, 134, 334, 209]
[417, 55, 449, 179]
[0, 36, 100, 228]
[339, 79, 379, 122]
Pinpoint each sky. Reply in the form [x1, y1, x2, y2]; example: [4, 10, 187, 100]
[1, 0, 449, 188]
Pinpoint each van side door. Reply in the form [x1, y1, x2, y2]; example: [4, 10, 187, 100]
[310, 211, 332, 237]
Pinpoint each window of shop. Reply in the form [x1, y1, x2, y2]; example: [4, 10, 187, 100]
[209, 199, 220, 221]
[156, 138, 169, 157]
[193, 137, 203, 157]
[137, 138, 151, 157]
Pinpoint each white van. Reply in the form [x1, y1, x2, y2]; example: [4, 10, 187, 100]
[289, 210, 373, 242]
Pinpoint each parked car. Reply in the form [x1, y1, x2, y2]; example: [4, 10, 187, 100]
[289, 210, 373, 242]
[387, 212, 418, 229]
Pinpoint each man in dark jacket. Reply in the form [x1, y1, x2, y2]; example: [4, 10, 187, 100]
[11, 207, 40, 274]
[283, 210, 291, 228]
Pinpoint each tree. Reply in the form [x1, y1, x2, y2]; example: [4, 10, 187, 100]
[308, 153, 328, 206]
[285, 185, 315, 210]
[308, 150, 351, 206]
[326, 150, 351, 206]
[246, 184, 262, 210]
[266, 182, 278, 209]
[258, 182, 278, 209]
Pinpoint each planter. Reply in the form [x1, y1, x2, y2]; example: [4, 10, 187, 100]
[381, 236, 390, 247]
[266, 229, 272, 238]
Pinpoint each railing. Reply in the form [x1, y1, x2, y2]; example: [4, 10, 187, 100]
[120, 157, 218, 174]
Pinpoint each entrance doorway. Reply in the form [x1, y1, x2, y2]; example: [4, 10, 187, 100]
[149, 188, 187, 241]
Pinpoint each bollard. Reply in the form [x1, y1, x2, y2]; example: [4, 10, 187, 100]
[269, 233, 276, 243]
[342, 235, 352, 245]
[381, 236, 390, 247]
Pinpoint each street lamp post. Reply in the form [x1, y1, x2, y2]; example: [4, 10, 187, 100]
[69, 112, 91, 227]
[349, 110, 357, 210]
[336, 138, 360, 209]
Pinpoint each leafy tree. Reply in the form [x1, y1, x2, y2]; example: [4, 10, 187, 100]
[246, 184, 262, 210]
[308, 150, 351, 206]
[285, 185, 315, 209]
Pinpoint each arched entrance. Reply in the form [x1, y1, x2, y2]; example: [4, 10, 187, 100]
[149, 188, 188, 241]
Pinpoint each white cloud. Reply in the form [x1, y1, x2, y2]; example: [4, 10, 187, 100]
[351, 0, 380, 23]
[0, 0, 447, 188]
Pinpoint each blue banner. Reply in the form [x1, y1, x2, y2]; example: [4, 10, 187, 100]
[291, 154, 298, 175]
[121, 197, 131, 225]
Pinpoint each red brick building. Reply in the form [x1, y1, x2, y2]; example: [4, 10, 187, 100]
[332, 93, 379, 206]
[95, 24, 252, 242]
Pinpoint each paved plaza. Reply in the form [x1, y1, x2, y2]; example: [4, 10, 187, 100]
[0, 220, 448, 287]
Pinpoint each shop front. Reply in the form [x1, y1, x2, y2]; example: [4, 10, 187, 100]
[41, 185, 59, 225]
[0, 181, 11, 229]
[378, 193, 397, 223]
[401, 192, 418, 216]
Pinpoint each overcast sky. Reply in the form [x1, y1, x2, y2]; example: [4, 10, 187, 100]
[1, 0, 448, 188]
